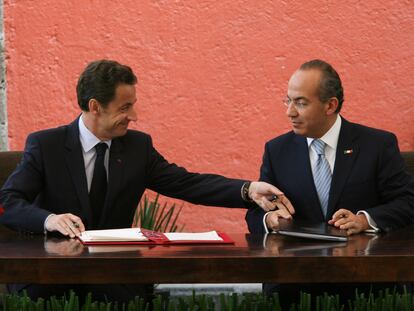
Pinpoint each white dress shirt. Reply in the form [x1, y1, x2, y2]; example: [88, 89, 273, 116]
[78, 115, 111, 191]
[264, 115, 378, 233]
[306, 114, 342, 174]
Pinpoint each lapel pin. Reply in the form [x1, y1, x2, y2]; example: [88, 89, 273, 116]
[343, 149, 353, 155]
[117, 159, 122, 164]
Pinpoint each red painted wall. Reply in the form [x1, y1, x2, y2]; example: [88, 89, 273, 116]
[4, 0, 414, 232]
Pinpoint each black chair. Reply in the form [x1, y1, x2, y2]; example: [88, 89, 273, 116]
[0, 151, 23, 188]
[0, 151, 23, 294]
[401, 151, 414, 176]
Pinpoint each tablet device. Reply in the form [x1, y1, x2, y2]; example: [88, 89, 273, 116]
[276, 219, 348, 242]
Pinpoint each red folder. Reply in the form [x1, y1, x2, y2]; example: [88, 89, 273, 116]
[79, 229, 234, 246]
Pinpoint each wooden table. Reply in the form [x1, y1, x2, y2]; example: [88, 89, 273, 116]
[1, 225, 414, 284]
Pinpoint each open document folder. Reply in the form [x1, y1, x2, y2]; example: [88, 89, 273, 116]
[78, 228, 234, 245]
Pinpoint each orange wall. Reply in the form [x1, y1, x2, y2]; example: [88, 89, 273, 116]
[4, 1, 414, 232]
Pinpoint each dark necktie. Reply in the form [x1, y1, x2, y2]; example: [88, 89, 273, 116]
[89, 142, 108, 228]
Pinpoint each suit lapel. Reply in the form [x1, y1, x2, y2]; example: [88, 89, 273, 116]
[327, 119, 359, 218]
[293, 135, 326, 221]
[64, 118, 91, 223]
[99, 137, 125, 226]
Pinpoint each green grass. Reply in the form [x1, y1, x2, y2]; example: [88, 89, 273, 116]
[1, 288, 414, 311]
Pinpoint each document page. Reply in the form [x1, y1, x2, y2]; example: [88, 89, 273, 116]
[164, 231, 223, 241]
[79, 228, 149, 242]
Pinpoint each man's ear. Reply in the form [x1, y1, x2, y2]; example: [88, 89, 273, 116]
[326, 97, 339, 115]
[88, 99, 100, 115]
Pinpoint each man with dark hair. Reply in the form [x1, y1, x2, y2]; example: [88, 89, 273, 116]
[299, 59, 344, 113]
[246, 59, 414, 305]
[77, 60, 138, 111]
[0, 59, 293, 303]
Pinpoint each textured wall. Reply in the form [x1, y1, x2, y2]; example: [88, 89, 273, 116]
[0, 1, 6, 151]
[4, 0, 414, 232]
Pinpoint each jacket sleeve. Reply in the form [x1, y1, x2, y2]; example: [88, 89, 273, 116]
[366, 133, 414, 232]
[0, 133, 51, 233]
[145, 135, 247, 208]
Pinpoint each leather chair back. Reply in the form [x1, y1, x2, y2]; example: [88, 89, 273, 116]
[401, 152, 414, 176]
[0, 151, 23, 188]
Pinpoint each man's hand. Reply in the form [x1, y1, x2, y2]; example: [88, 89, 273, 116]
[249, 181, 295, 214]
[45, 213, 85, 238]
[44, 238, 84, 256]
[328, 209, 370, 235]
[264, 233, 283, 255]
[265, 209, 293, 231]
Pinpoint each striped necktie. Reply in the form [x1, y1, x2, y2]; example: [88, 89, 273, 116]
[311, 139, 332, 218]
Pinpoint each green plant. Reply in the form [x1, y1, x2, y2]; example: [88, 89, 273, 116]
[133, 193, 184, 232]
[2, 290, 414, 311]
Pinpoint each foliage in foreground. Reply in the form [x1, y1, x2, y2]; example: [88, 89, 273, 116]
[1, 288, 414, 311]
[132, 193, 184, 232]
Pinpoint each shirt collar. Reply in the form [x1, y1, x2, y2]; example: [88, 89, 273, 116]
[79, 115, 112, 153]
[306, 114, 342, 150]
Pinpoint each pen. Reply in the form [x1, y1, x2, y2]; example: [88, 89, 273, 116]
[270, 195, 278, 202]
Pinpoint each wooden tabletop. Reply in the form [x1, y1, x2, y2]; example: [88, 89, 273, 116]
[1, 225, 414, 284]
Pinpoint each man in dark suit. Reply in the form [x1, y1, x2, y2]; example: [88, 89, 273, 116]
[0, 60, 293, 303]
[246, 59, 414, 305]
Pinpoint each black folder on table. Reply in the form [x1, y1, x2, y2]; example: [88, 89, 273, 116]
[276, 219, 348, 242]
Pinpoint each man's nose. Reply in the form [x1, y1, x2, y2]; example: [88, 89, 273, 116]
[128, 108, 137, 121]
[286, 102, 298, 117]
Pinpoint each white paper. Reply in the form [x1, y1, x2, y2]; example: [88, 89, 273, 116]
[79, 228, 148, 242]
[164, 231, 223, 241]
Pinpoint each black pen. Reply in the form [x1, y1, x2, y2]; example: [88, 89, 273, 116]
[270, 195, 278, 202]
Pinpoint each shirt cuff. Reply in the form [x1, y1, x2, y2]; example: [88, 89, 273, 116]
[357, 210, 380, 233]
[43, 213, 55, 234]
[263, 212, 271, 233]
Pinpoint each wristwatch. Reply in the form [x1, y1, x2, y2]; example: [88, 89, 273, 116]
[242, 181, 253, 202]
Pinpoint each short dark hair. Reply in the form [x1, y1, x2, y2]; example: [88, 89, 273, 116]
[300, 59, 344, 113]
[76, 60, 137, 111]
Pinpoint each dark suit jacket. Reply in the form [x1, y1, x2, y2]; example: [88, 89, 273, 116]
[246, 118, 414, 234]
[0, 118, 246, 233]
